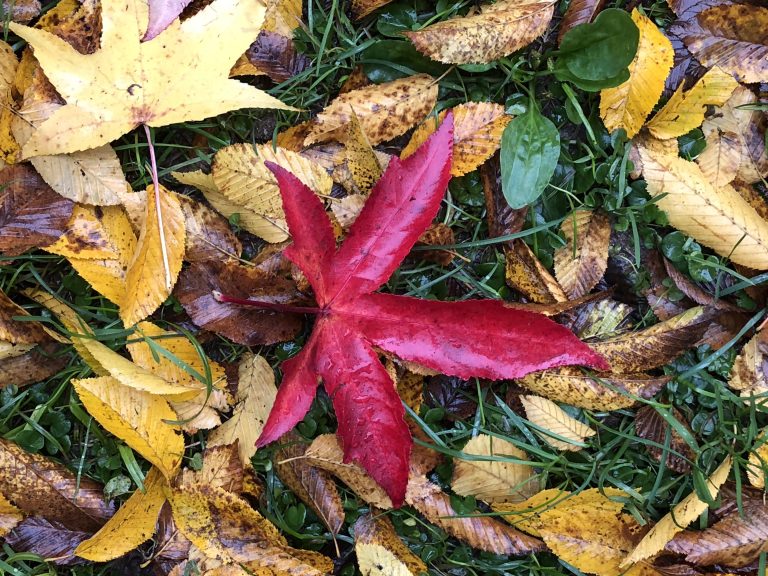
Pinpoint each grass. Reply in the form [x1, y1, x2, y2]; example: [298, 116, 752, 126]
[0, 0, 767, 574]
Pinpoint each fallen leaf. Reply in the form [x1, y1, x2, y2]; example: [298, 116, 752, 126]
[144, 0, 192, 41]
[730, 330, 768, 395]
[425, 375, 478, 421]
[354, 512, 427, 576]
[696, 129, 742, 189]
[6, 517, 92, 565]
[0, 289, 52, 345]
[404, 0, 555, 64]
[262, 0, 303, 37]
[177, 196, 242, 263]
[622, 456, 732, 567]
[73, 376, 185, 478]
[0, 493, 21, 537]
[351, 0, 393, 19]
[747, 429, 768, 489]
[567, 298, 634, 340]
[340, 110, 383, 195]
[505, 239, 569, 304]
[304, 74, 438, 146]
[451, 434, 540, 503]
[634, 405, 693, 474]
[637, 143, 768, 269]
[646, 67, 738, 140]
[1, 0, 40, 22]
[75, 467, 167, 561]
[520, 395, 596, 451]
[557, 0, 607, 44]
[554, 210, 611, 299]
[414, 222, 455, 266]
[9, 0, 290, 156]
[599, 9, 673, 138]
[245, 31, 310, 83]
[254, 115, 606, 505]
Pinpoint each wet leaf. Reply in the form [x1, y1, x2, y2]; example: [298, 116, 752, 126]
[557, 0, 607, 44]
[504, 240, 568, 304]
[354, 513, 427, 576]
[6, 517, 92, 565]
[351, 0, 393, 19]
[747, 428, 768, 489]
[730, 330, 768, 395]
[0, 343, 70, 390]
[246, 31, 310, 83]
[520, 395, 596, 451]
[634, 405, 694, 474]
[554, 210, 611, 299]
[0, 493, 21, 537]
[177, 195, 242, 263]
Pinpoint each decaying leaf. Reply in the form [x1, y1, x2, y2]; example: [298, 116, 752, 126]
[6, 517, 92, 565]
[340, 110, 383, 195]
[180, 443, 245, 494]
[304, 74, 438, 145]
[634, 405, 693, 474]
[729, 329, 768, 395]
[0, 343, 70, 390]
[354, 513, 427, 576]
[245, 31, 310, 83]
[505, 239, 569, 304]
[177, 195, 242, 262]
[554, 210, 611, 299]
[622, 456, 732, 567]
[404, 0, 555, 65]
[567, 298, 634, 340]
[520, 395, 596, 451]
[557, 0, 607, 44]
[451, 434, 540, 503]
[0, 493, 21, 537]
[600, 9, 673, 138]
[351, 0, 393, 19]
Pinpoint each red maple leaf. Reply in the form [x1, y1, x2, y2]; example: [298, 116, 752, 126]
[221, 114, 608, 505]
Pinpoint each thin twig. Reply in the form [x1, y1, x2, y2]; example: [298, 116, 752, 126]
[144, 124, 173, 291]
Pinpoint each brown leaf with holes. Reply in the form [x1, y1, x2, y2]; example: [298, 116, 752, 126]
[275, 432, 344, 535]
[246, 31, 310, 83]
[554, 210, 611, 300]
[634, 405, 693, 474]
[557, 0, 607, 44]
[0, 164, 74, 255]
[174, 259, 304, 346]
[354, 512, 427, 576]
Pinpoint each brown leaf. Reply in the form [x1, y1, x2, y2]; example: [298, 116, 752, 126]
[0, 164, 74, 255]
[177, 195, 242, 263]
[729, 329, 768, 394]
[182, 444, 245, 494]
[414, 222, 455, 266]
[0, 342, 69, 390]
[554, 210, 611, 299]
[425, 375, 478, 421]
[481, 152, 528, 244]
[246, 31, 310, 83]
[505, 240, 568, 304]
[6, 517, 91, 565]
[635, 405, 693, 474]
[0, 289, 52, 344]
[351, 0, 393, 19]
[276, 432, 344, 535]
[663, 259, 738, 312]
[557, 0, 607, 43]
[354, 512, 427, 576]
[174, 259, 303, 346]
[565, 298, 634, 340]
[0, 438, 114, 532]
[667, 0, 721, 19]
[2, 0, 41, 23]
[405, 474, 544, 556]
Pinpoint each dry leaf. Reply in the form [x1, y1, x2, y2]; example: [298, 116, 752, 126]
[520, 395, 596, 451]
[177, 195, 242, 262]
[351, 0, 393, 19]
[181, 443, 245, 494]
[567, 298, 634, 340]
[600, 9, 673, 138]
[0, 343, 70, 390]
[245, 31, 309, 83]
[0, 289, 52, 345]
[451, 434, 540, 503]
[634, 405, 693, 474]
[505, 239, 568, 304]
[729, 330, 768, 395]
[342, 110, 382, 195]
[404, 0, 555, 65]
[354, 513, 427, 576]
[554, 210, 611, 299]
[0, 493, 21, 537]
[622, 456, 732, 567]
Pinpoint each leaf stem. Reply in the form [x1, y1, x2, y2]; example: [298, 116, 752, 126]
[212, 291, 322, 315]
[144, 124, 173, 292]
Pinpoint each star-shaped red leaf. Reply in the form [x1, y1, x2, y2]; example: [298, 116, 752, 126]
[253, 115, 608, 506]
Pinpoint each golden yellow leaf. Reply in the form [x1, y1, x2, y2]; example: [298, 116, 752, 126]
[75, 467, 166, 561]
[207, 353, 276, 466]
[402, 103, 512, 176]
[172, 170, 218, 195]
[554, 210, 611, 299]
[9, 0, 290, 157]
[342, 111, 382, 195]
[0, 492, 22, 537]
[451, 434, 540, 503]
[263, 0, 302, 36]
[121, 185, 186, 327]
[305, 74, 438, 145]
[505, 240, 569, 304]
[622, 456, 732, 567]
[355, 513, 427, 576]
[404, 0, 554, 64]
[599, 9, 673, 138]
[646, 67, 738, 140]
[73, 376, 184, 478]
[696, 129, 741, 188]
[747, 428, 768, 489]
[519, 395, 595, 451]
[637, 143, 768, 269]
[729, 330, 768, 395]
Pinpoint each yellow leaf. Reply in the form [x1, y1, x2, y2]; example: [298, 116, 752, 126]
[355, 513, 427, 576]
[121, 185, 186, 326]
[263, 0, 302, 36]
[342, 111, 382, 195]
[404, 0, 554, 65]
[646, 67, 738, 140]
[554, 210, 611, 299]
[9, 0, 291, 157]
[0, 492, 22, 537]
[696, 129, 741, 188]
[75, 467, 166, 561]
[351, 0, 394, 19]
[747, 428, 768, 489]
[451, 434, 540, 503]
[599, 9, 673, 138]
[520, 395, 595, 451]
[305, 74, 438, 145]
[637, 144, 768, 269]
[622, 456, 732, 567]
[402, 103, 512, 176]
[730, 330, 768, 395]
[207, 353, 276, 466]
[73, 376, 184, 478]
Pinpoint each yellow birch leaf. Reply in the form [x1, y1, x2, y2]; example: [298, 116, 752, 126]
[554, 210, 611, 299]
[747, 428, 768, 489]
[121, 184, 186, 327]
[172, 170, 218, 195]
[207, 353, 276, 466]
[404, 0, 554, 65]
[75, 467, 166, 561]
[330, 193, 367, 230]
[622, 456, 732, 567]
[305, 74, 438, 145]
[637, 144, 768, 269]
[73, 376, 184, 478]
[520, 395, 595, 451]
[9, 0, 290, 157]
[355, 513, 427, 576]
[599, 9, 673, 138]
[451, 434, 540, 503]
[0, 492, 22, 537]
[646, 67, 738, 140]
[402, 103, 512, 176]
[0, 41, 18, 167]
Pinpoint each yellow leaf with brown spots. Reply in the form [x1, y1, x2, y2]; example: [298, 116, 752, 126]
[402, 103, 512, 176]
[0, 492, 21, 537]
[730, 330, 768, 396]
[637, 143, 768, 269]
[75, 467, 166, 561]
[9, 0, 290, 157]
[351, 0, 394, 19]
[263, 0, 302, 37]
[600, 9, 673, 138]
[120, 185, 186, 327]
[305, 74, 438, 145]
[646, 67, 738, 140]
[73, 376, 184, 478]
[342, 111, 383, 195]
[404, 0, 555, 65]
[519, 395, 595, 451]
[0, 40, 18, 166]
[355, 513, 427, 576]
[622, 456, 732, 567]
[505, 239, 568, 304]
[554, 210, 611, 299]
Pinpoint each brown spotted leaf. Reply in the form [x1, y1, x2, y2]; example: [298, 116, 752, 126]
[6, 517, 91, 565]
[0, 343, 69, 390]
[0, 289, 52, 345]
[0, 164, 74, 255]
[351, 0, 393, 19]
[246, 31, 310, 83]
[635, 405, 693, 474]
[554, 210, 611, 300]
[505, 240, 568, 304]
[354, 512, 427, 576]
[177, 195, 242, 263]
[557, 0, 608, 44]
[730, 330, 768, 395]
